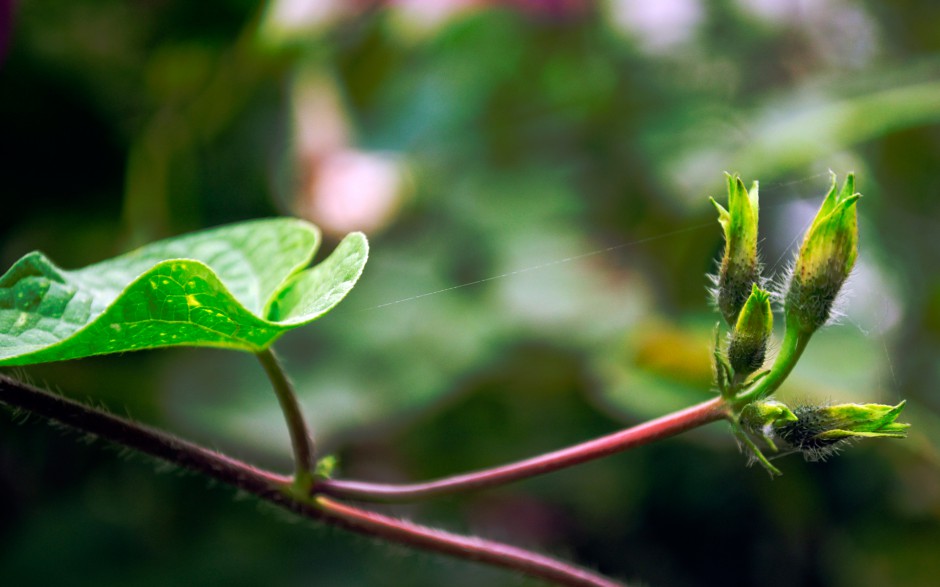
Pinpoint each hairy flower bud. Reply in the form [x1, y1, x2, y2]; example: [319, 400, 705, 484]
[711, 173, 760, 326]
[728, 284, 773, 378]
[777, 401, 909, 460]
[743, 399, 909, 462]
[785, 172, 860, 333]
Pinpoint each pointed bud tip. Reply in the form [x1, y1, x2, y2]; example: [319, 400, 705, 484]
[840, 172, 856, 198]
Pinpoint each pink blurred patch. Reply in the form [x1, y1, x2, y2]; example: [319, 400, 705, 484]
[302, 150, 407, 236]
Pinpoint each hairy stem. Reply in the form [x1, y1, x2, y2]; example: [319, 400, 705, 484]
[0, 374, 290, 493]
[733, 312, 812, 409]
[256, 348, 316, 482]
[0, 374, 627, 587]
[319, 396, 728, 502]
[311, 496, 625, 587]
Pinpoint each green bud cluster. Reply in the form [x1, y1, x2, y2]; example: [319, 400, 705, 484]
[709, 172, 908, 475]
[711, 171, 862, 391]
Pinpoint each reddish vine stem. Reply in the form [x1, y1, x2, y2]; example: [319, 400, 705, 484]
[317, 396, 729, 502]
[0, 374, 290, 493]
[0, 374, 628, 586]
[310, 496, 623, 587]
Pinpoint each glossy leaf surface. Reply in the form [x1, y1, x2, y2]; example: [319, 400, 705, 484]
[0, 219, 368, 365]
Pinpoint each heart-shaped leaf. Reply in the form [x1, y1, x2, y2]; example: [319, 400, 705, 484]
[0, 218, 368, 366]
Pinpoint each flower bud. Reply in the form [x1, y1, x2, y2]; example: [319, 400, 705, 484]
[711, 173, 760, 326]
[785, 172, 859, 333]
[739, 399, 909, 463]
[728, 284, 773, 378]
[775, 401, 908, 461]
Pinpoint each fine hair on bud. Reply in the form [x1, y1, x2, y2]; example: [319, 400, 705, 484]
[775, 403, 848, 461]
[784, 265, 850, 333]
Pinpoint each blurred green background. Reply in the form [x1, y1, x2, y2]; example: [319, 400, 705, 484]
[2, 1, 940, 586]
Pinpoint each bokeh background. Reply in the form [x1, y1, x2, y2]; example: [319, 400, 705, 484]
[2, 1, 940, 586]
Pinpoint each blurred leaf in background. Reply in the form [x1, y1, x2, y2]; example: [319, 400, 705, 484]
[2, 1, 940, 586]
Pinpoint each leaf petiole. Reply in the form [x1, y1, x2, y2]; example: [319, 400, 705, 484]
[256, 348, 316, 485]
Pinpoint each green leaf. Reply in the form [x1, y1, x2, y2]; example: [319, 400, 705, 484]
[0, 219, 368, 365]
